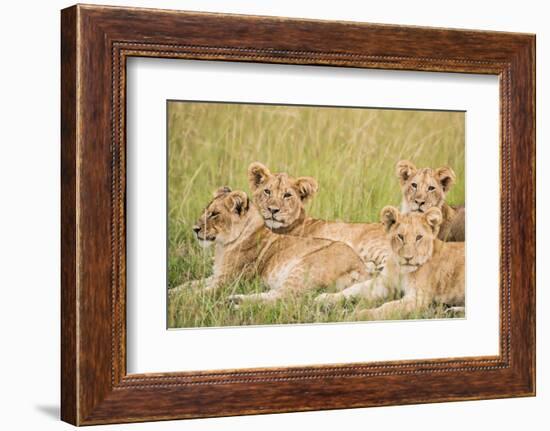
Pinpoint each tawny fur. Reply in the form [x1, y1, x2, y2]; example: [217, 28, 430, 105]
[171, 187, 372, 305]
[248, 162, 388, 272]
[349, 206, 465, 320]
[396, 160, 465, 242]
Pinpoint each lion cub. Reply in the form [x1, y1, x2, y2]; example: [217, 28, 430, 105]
[173, 187, 372, 304]
[396, 160, 465, 242]
[248, 162, 388, 272]
[346, 206, 465, 320]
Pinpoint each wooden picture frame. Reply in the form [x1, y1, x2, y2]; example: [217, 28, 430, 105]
[61, 4, 535, 425]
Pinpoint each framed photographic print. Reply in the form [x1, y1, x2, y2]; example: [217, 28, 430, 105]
[165, 101, 466, 329]
[61, 4, 536, 425]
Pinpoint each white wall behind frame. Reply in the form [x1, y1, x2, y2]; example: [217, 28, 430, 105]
[1, 1, 546, 430]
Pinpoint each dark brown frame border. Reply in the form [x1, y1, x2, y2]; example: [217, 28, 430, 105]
[61, 4, 535, 425]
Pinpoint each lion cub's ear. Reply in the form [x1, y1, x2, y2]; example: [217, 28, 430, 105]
[224, 191, 250, 215]
[295, 177, 318, 202]
[381, 206, 400, 232]
[424, 207, 443, 234]
[435, 166, 456, 193]
[213, 186, 232, 199]
[248, 162, 272, 191]
[396, 160, 417, 185]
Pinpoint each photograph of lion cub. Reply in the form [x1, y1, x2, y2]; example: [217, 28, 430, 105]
[170, 187, 372, 305]
[248, 162, 387, 273]
[396, 160, 465, 241]
[316, 206, 465, 319]
[358, 206, 465, 320]
[167, 100, 465, 328]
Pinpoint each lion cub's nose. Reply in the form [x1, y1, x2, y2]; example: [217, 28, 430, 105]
[192, 225, 201, 233]
[268, 207, 280, 215]
[414, 199, 425, 206]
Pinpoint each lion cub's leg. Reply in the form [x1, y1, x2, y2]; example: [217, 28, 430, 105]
[227, 263, 314, 306]
[315, 282, 367, 305]
[315, 277, 390, 305]
[228, 289, 285, 306]
[169, 279, 204, 297]
[168, 276, 223, 297]
[445, 306, 465, 315]
[356, 293, 426, 320]
[228, 264, 364, 307]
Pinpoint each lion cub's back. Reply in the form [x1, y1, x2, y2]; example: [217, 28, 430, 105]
[431, 241, 465, 305]
[267, 234, 360, 266]
[449, 206, 465, 241]
[262, 235, 367, 289]
[302, 219, 388, 266]
[440, 205, 465, 242]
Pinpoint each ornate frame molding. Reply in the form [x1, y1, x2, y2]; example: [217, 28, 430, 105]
[61, 5, 535, 425]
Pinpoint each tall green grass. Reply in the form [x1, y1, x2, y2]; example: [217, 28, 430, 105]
[167, 102, 465, 328]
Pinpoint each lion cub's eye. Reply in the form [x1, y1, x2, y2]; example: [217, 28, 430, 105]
[411, 183, 417, 189]
[283, 192, 292, 199]
[416, 234, 423, 241]
[397, 233, 404, 242]
[427, 185, 435, 192]
[263, 189, 271, 196]
[209, 211, 219, 219]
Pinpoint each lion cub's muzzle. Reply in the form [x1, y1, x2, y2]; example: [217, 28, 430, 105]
[411, 199, 427, 213]
[266, 206, 283, 220]
[261, 207, 285, 229]
[397, 254, 420, 272]
[192, 225, 215, 242]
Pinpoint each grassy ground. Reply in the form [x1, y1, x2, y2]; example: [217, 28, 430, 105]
[167, 102, 465, 328]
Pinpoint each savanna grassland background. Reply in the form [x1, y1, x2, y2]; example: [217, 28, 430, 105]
[168, 101, 465, 328]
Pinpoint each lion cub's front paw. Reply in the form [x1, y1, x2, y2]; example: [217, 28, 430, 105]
[355, 308, 379, 321]
[227, 294, 246, 309]
[314, 293, 342, 306]
[168, 283, 190, 297]
[445, 306, 465, 316]
[364, 261, 377, 274]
